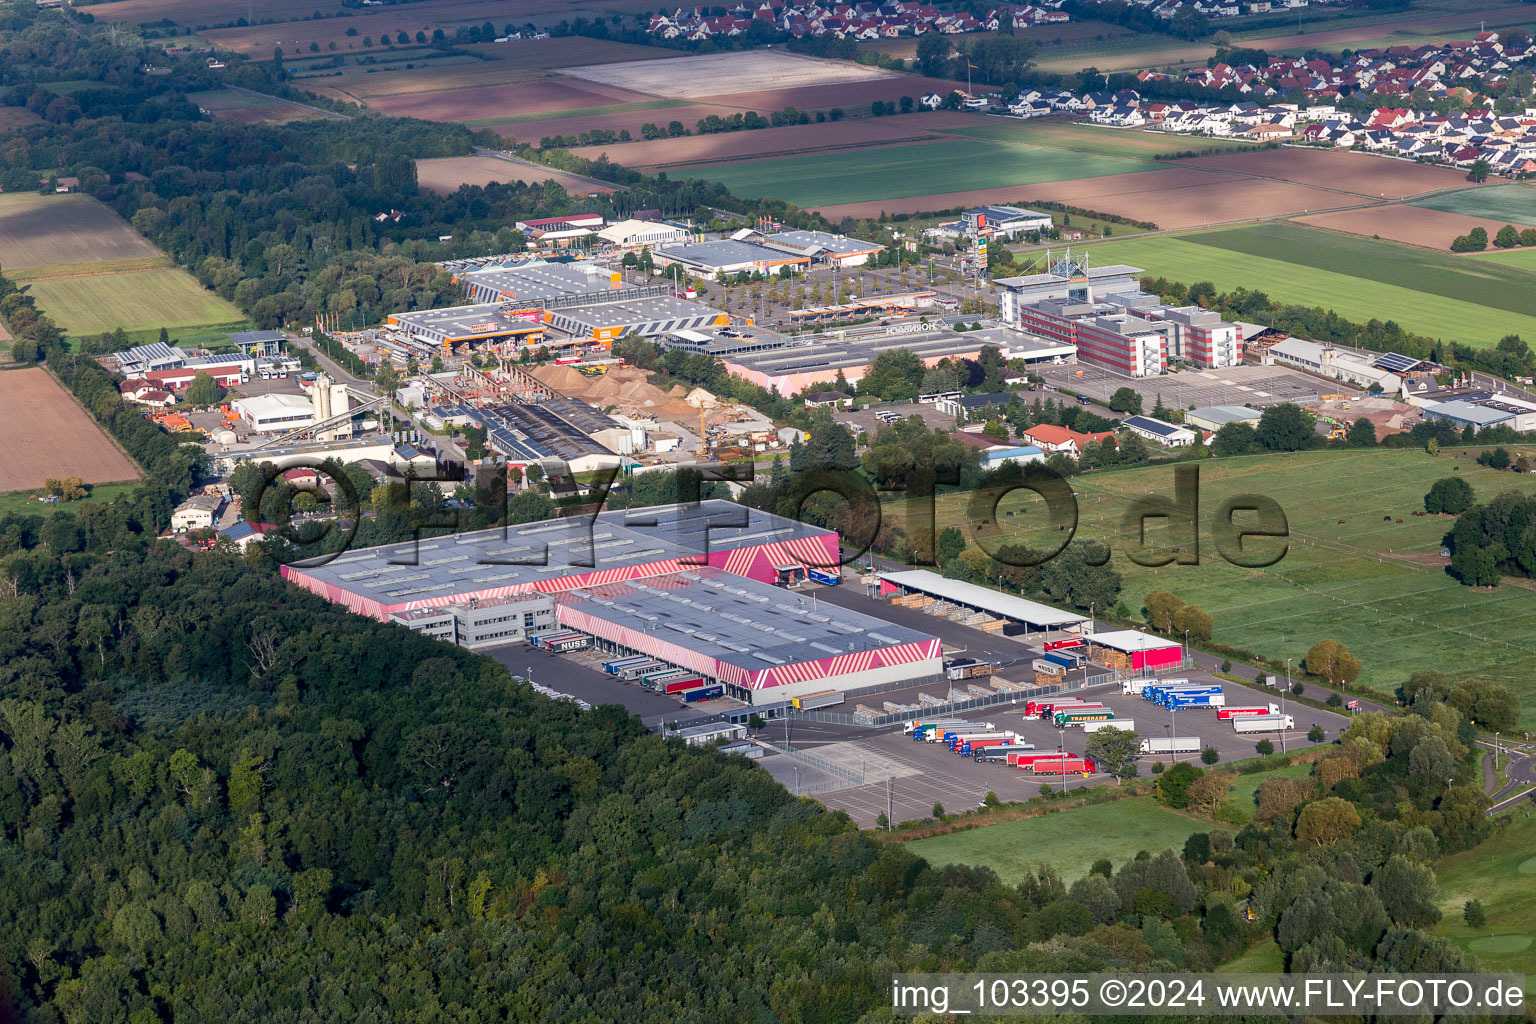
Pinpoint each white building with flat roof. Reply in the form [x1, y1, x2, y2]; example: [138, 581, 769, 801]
[596, 219, 690, 249]
[231, 393, 316, 432]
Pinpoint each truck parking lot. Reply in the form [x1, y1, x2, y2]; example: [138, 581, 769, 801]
[788, 669, 1347, 827]
[489, 574, 1351, 830]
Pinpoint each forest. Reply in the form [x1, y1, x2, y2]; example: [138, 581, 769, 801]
[0, 7, 1520, 1019]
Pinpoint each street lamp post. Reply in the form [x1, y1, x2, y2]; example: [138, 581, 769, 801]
[1282, 658, 1292, 753]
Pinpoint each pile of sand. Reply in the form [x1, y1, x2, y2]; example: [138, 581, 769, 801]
[524, 362, 727, 427]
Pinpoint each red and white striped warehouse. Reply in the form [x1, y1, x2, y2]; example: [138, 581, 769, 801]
[557, 569, 942, 701]
[282, 502, 944, 700]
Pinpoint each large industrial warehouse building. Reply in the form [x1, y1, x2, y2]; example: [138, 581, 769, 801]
[284, 501, 841, 618]
[284, 502, 943, 701]
[558, 569, 941, 701]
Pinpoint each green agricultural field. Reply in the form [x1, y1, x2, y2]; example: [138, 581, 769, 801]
[1412, 183, 1536, 227]
[1470, 248, 1536, 272]
[26, 268, 248, 338]
[1082, 224, 1536, 346]
[673, 139, 1159, 207]
[1431, 812, 1536, 989]
[903, 799, 1204, 885]
[932, 119, 1255, 159]
[931, 448, 1536, 726]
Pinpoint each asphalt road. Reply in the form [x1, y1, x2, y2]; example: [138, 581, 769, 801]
[285, 331, 368, 388]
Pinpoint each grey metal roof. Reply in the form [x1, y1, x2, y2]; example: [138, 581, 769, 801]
[878, 569, 1087, 629]
[762, 230, 883, 256]
[657, 239, 803, 268]
[391, 303, 544, 340]
[295, 501, 832, 599]
[553, 293, 723, 330]
[559, 567, 935, 672]
[720, 321, 1029, 377]
[229, 330, 285, 345]
[1423, 399, 1515, 425]
[1186, 405, 1261, 426]
[460, 261, 629, 302]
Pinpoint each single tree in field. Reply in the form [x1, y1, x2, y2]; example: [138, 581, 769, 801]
[1423, 476, 1474, 515]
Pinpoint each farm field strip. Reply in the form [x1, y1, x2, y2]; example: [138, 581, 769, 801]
[1294, 205, 1512, 250]
[414, 155, 614, 196]
[194, 0, 667, 56]
[929, 449, 1536, 723]
[1412, 183, 1536, 227]
[0, 368, 140, 493]
[902, 799, 1205, 885]
[556, 50, 899, 99]
[457, 99, 690, 129]
[1184, 147, 1470, 196]
[1183, 223, 1536, 321]
[27, 267, 248, 338]
[931, 118, 1259, 158]
[673, 138, 1160, 207]
[1469, 248, 1536, 270]
[0, 193, 160, 269]
[1078, 229, 1536, 345]
[1240, 2, 1535, 52]
[8, 255, 172, 282]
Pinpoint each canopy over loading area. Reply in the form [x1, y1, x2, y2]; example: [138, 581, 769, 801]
[876, 569, 1090, 635]
[1086, 629, 1184, 672]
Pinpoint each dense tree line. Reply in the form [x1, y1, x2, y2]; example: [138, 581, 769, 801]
[0, 262, 63, 362]
[1443, 488, 1536, 588]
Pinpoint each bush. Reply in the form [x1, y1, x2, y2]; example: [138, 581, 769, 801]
[1290, 682, 1305, 696]
[1155, 762, 1203, 808]
[1201, 746, 1221, 764]
[1151, 761, 1165, 774]
[932, 802, 945, 819]
[982, 790, 999, 807]
[1464, 899, 1487, 929]
[1220, 659, 1232, 673]
[1255, 739, 1275, 755]
[1090, 858, 1113, 878]
[1326, 692, 1343, 707]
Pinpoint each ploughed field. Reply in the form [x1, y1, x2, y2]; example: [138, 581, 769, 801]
[0, 368, 140, 493]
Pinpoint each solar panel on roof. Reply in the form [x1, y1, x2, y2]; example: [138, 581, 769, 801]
[1373, 352, 1420, 372]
